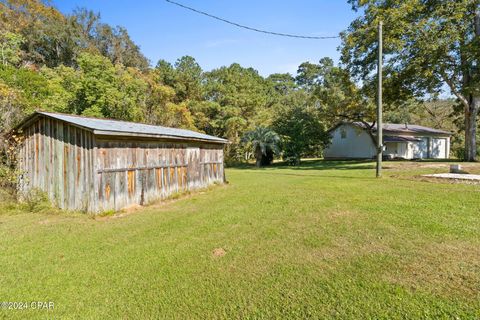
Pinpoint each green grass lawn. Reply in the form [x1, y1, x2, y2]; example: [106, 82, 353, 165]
[1, 160, 479, 319]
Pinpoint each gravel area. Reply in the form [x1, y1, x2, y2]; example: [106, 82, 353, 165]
[422, 173, 480, 181]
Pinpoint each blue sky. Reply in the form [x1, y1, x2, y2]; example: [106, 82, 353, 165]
[54, 0, 359, 76]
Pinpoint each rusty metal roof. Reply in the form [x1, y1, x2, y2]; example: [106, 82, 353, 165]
[19, 112, 228, 143]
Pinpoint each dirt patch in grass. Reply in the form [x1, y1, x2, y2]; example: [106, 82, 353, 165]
[309, 236, 390, 262]
[329, 209, 356, 219]
[385, 241, 480, 299]
[385, 161, 480, 173]
[409, 175, 480, 186]
[212, 247, 226, 258]
[120, 204, 144, 214]
[384, 162, 448, 170]
[384, 161, 480, 186]
[38, 219, 50, 225]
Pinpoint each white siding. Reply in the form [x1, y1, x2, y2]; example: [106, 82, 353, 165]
[324, 123, 451, 160]
[324, 124, 376, 159]
[409, 137, 449, 159]
[430, 137, 448, 158]
[411, 138, 429, 158]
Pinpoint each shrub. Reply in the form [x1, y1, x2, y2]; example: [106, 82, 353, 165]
[284, 155, 301, 166]
[272, 105, 329, 165]
[20, 188, 52, 213]
[0, 132, 23, 194]
[0, 165, 20, 189]
[241, 127, 281, 167]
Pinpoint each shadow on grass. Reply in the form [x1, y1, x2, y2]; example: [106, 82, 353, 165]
[232, 170, 377, 180]
[228, 159, 376, 171]
[413, 159, 463, 163]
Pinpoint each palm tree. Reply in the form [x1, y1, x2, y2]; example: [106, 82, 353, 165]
[242, 127, 281, 167]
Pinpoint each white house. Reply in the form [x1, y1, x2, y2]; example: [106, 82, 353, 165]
[324, 122, 452, 159]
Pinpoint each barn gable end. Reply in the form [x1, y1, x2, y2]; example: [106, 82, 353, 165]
[16, 112, 227, 213]
[18, 115, 97, 212]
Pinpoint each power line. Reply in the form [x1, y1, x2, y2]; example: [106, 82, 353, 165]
[165, 0, 340, 40]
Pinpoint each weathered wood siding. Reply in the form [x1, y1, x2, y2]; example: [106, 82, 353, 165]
[18, 116, 225, 213]
[94, 138, 224, 212]
[18, 116, 96, 212]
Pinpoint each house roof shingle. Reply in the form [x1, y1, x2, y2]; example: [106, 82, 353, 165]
[383, 136, 421, 142]
[352, 122, 452, 136]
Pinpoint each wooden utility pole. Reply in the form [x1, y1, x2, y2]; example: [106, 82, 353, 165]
[376, 21, 383, 178]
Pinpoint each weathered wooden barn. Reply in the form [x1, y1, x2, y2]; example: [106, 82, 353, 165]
[16, 112, 228, 213]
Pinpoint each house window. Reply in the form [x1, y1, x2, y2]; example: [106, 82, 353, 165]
[340, 128, 347, 139]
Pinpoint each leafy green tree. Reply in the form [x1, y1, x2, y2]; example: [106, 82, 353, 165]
[267, 73, 297, 95]
[296, 61, 322, 91]
[174, 55, 203, 102]
[70, 7, 100, 43]
[158, 102, 196, 130]
[204, 63, 273, 160]
[74, 53, 146, 120]
[113, 66, 147, 121]
[307, 58, 374, 126]
[1, 0, 77, 66]
[94, 24, 149, 70]
[272, 103, 330, 165]
[39, 65, 79, 113]
[0, 31, 24, 66]
[341, 0, 480, 161]
[155, 59, 177, 88]
[0, 80, 26, 132]
[0, 64, 51, 112]
[75, 53, 119, 117]
[242, 127, 281, 167]
[187, 100, 222, 134]
[143, 70, 176, 123]
[1, 1, 149, 69]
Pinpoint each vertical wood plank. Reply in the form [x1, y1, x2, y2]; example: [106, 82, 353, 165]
[83, 130, 89, 212]
[48, 119, 54, 200]
[69, 125, 76, 210]
[38, 118, 43, 190]
[62, 122, 69, 209]
[33, 119, 39, 188]
[43, 117, 48, 192]
[77, 129, 83, 211]
[56, 121, 64, 208]
[105, 172, 113, 211]
[87, 132, 95, 212]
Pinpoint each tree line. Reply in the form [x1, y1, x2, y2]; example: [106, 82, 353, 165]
[0, 0, 478, 178]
